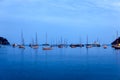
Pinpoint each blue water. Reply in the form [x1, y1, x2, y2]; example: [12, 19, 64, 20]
[0, 46, 120, 80]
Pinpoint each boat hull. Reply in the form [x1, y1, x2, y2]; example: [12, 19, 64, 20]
[42, 47, 52, 50]
[32, 46, 39, 49]
[18, 45, 25, 49]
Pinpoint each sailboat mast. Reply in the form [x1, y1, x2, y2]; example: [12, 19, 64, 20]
[36, 32, 38, 45]
[46, 33, 47, 44]
[80, 37, 81, 44]
[87, 35, 88, 44]
[21, 31, 24, 45]
[32, 38, 34, 45]
[61, 37, 62, 44]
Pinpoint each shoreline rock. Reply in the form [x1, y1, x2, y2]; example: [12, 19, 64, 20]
[111, 37, 120, 45]
[0, 37, 10, 45]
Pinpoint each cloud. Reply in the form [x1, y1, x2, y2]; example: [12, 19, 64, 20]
[111, 2, 120, 8]
[87, 0, 120, 11]
[0, 0, 120, 24]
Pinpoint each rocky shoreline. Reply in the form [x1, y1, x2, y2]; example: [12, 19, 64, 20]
[0, 37, 10, 45]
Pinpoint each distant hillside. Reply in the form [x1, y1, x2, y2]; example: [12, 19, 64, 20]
[111, 37, 120, 45]
[0, 37, 10, 45]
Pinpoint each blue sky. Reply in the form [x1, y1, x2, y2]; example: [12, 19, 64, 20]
[0, 0, 120, 44]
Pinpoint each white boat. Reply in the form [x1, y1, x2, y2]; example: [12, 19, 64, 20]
[103, 45, 107, 49]
[42, 46, 52, 50]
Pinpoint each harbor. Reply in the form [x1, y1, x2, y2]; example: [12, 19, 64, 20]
[1, 35, 120, 50]
[1, 0, 120, 80]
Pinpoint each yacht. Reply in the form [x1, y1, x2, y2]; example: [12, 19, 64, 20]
[42, 33, 52, 50]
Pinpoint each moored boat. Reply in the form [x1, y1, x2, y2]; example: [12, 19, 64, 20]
[58, 44, 64, 48]
[86, 36, 92, 48]
[18, 45, 25, 49]
[70, 44, 77, 48]
[70, 44, 84, 48]
[32, 45, 39, 49]
[86, 44, 92, 48]
[91, 41, 101, 47]
[58, 37, 65, 48]
[19, 31, 25, 49]
[31, 33, 39, 49]
[12, 43, 18, 47]
[42, 46, 52, 50]
[42, 33, 52, 50]
[103, 45, 107, 49]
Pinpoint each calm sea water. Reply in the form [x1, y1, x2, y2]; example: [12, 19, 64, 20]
[0, 46, 120, 80]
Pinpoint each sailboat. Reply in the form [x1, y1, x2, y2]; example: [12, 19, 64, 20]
[78, 37, 84, 48]
[31, 33, 39, 49]
[58, 37, 64, 48]
[29, 38, 34, 48]
[70, 37, 84, 48]
[86, 35, 92, 48]
[70, 44, 77, 48]
[42, 33, 52, 50]
[91, 40, 101, 47]
[70, 44, 84, 48]
[18, 31, 25, 49]
[12, 43, 18, 47]
[79, 37, 84, 48]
